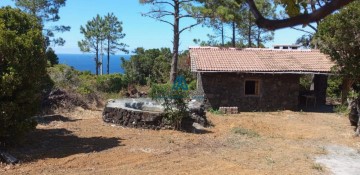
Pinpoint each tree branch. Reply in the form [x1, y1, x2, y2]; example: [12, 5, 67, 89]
[141, 13, 174, 26]
[290, 27, 314, 35]
[308, 24, 318, 32]
[179, 22, 200, 34]
[246, 0, 354, 30]
[151, 1, 174, 8]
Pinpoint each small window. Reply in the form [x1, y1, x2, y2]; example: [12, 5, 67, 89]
[245, 80, 260, 96]
[283, 46, 289, 49]
[274, 46, 280, 49]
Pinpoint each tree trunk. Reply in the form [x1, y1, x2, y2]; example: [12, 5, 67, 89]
[248, 10, 252, 47]
[221, 23, 224, 46]
[100, 40, 103, 75]
[107, 38, 110, 74]
[232, 21, 235, 47]
[95, 41, 99, 75]
[257, 30, 260, 48]
[170, 0, 180, 84]
[341, 78, 354, 104]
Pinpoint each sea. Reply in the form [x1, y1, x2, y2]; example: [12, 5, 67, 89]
[58, 54, 131, 74]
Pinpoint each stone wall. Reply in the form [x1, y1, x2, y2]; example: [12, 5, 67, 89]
[103, 107, 164, 130]
[198, 73, 301, 111]
[102, 99, 208, 131]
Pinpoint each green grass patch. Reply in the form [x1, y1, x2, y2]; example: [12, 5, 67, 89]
[208, 108, 224, 115]
[232, 127, 260, 138]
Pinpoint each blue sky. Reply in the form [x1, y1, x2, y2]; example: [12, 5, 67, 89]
[0, 0, 312, 54]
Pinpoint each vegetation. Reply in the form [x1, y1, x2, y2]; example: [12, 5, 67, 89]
[246, 0, 353, 30]
[103, 13, 128, 74]
[79, 14, 127, 75]
[45, 47, 59, 66]
[0, 7, 46, 146]
[13, 0, 70, 46]
[209, 108, 224, 115]
[48, 64, 125, 94]
[149, 83, 189, 130]
[140, 0, 202, 83]
[121, 48, 172, 85]
[232, 127, 260, 138]
[316, 1, 360, 102]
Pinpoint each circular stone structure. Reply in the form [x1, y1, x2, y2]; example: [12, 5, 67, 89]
[103, 98, 166, 129]
[102, 98, 208, 130]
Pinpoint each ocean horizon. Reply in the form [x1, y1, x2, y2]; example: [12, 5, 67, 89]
[58, 54, 131, 74]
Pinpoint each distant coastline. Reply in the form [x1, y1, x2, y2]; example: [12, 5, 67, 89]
[58, 54, 131, 74]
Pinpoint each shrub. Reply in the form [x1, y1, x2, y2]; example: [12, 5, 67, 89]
[209, 108, 224, 115]
[95, 74, 123, 93]
[47, 64, 80, 89]
[149, 83, 189, 129]
[327, 75, 342, 98]
[0, 7, 46, 146]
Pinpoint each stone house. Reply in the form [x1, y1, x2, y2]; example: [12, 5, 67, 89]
[189, 47, 335, 111]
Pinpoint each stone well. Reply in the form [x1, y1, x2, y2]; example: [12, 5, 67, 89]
[102, 98, 208, 130]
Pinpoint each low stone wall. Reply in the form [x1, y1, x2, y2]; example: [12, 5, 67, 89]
[103, 107, 164, 130]
[102, 99, 208, 131]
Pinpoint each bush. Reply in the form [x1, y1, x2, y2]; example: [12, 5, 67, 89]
[95, 74, 123, 93]
[209, 108, 224, 115]
[327, 75, 342, 98]
[149, 83, 189, 129]
[0, 7, 46, 146]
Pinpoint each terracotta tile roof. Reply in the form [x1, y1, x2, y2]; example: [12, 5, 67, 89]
[189, 47, 335, 73]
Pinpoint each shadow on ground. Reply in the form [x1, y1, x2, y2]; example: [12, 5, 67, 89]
[12, 128, 123, 163]
[298, 104, 335, 113]
[35, 114, 81, 125]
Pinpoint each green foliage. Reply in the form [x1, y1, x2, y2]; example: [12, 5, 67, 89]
[78, 14, 104, 75]
[14, 0, 70, 46]
[327, 75, 342, 98]
[299, 74, 312, 90]
[188, 80, 197, 90]
[122, 48, 171, 85]
[0, 7, 46, 146]
[333, 104, 349, 115]
[48, 64, 125, 95]
[47, 64, 80, 88]
[45, 47, 59, 66]
[103, 13, 128, 74]
[232, 127, 260, 138]
[316, 1, 360, 80]
[208, 108, 224, 115]
[197, 0, 275, 47]
[149, 83, 189, 130]
[79, 13, 127, 75]
[95, 74, 123, 93]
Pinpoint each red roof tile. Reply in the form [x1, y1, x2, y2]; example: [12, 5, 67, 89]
[189, 47, 335, 73]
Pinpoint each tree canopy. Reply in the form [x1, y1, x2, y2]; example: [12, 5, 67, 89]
[121, 48, 172, 85]
[316, 1, 360, 79]
[140, 0, 203, 83]
[13, 0, 70, 46]
[0, 7, 47, 146]
[316, 1, 360, 103]
[246, 0, 354, 30]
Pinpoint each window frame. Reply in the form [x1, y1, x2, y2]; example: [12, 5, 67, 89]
[244, 79, 260, 96]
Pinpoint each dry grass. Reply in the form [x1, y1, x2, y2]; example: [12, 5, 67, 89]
[1, 110, 359, 175]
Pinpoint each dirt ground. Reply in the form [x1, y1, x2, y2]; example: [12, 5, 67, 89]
[1, 109, 360, 175]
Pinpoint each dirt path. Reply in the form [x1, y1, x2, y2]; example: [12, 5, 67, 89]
[1, 110, 359, 174]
